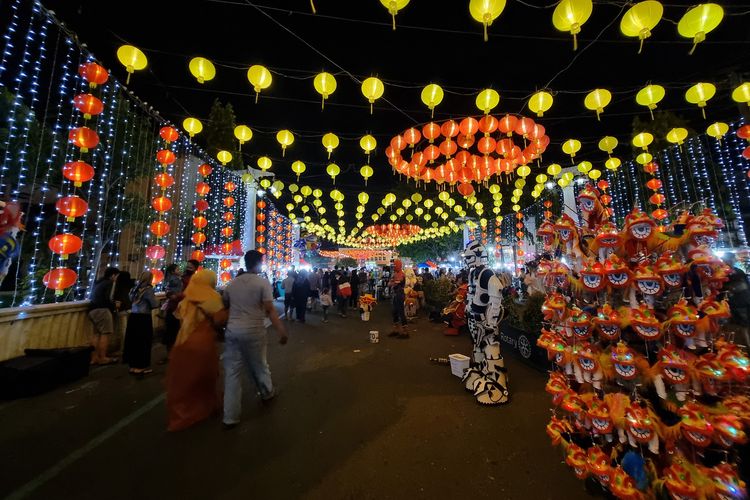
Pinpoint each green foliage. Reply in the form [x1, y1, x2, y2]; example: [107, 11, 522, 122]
[631, 110, 694, 154]
[335, 257, 357, 269]
[423, 276, 455, 311]
[502, 292, 545, 334]
[203, 99, 244, 169]
[398, 230, 462, 263]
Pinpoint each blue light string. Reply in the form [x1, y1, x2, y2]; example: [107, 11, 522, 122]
[0, 0, 22, 81]
[711, 130, 748, 247]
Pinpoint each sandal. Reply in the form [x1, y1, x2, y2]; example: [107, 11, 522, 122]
[97, 358, 118, 365]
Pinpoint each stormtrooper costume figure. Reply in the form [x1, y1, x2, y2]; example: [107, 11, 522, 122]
[460, 240, 510, 405]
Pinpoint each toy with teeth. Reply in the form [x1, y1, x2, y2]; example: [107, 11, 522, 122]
[592, 303, 625, 342]
[546, 415, 573, 446]
[536, 220, 556, 250]
[655, 252, 687, 289]
[678, 402, 714, 448]
[586, 394, 614, 440]
[565, 443, 589, 480]
[666, 298, 700, 349]
[716, 340, 750, 383]
[586, 446, 613, 488]
[545, 371, 571, 407]
[712, 413, 747, 449]
[703, 463, 747, 500]
[604, 254, 632, 290]
[623, 403, 660, 453]
[553, 214, 586, 266]
[623, 208, 657, 255]
[567, 306, 593, 340]
[579, 259, 606, 293]
[577, 184, 609, 233]
[694, 352, 730, 396]
[592, 221, 622, 261]
[631, 263, 664, 308]
[629, 303, 662, 342]
[605, 341, 649, 385]
[651, 344, 697, 402]
[609, 465, 646, 500]
[573, 342, 604, 390]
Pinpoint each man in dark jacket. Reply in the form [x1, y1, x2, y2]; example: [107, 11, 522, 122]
[88, 267, 119, 365]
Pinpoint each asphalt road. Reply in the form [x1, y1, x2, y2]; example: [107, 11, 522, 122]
[0, 301, 587, 500]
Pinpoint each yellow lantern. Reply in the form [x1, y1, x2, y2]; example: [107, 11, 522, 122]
[326, 163, 340, 184]
[677, 3, 724, 55]
[635, 84, 665, 119]
[588, 169, 602, 180]
[421, 83, 444, 118]
[182, 117, 203, 138]
[584, 88, 611, 120]
[241, 173, 253, 184]
[276, 129, 294, 156]
[313, 72, 337, 109]
[475, 88, 500, 114]
[547, 163, 562, 176]
[216, 150, 232, 165]
[577, 161, 592, 174]
[685, 82, 716, 119]
[322, 133, 339, 158]
[706, 122, 728, 142]
[360, 135, 377, 161]
[528, 91, 553, 117]
[257, 156, 272, 171]
[380, 0, 410, 30]
[562, 138, 581, 161]
[247, 65, 272, 103]
[732, 82, 750, 105]
[361, 77, 384, 114]
[360, 165, 374, 185]
[666, 127, 688, 146]
[313, 188, 322, 198]
[598, 136, 618, 155]
[552, 0, 593, 51]
[636, 152, 653, 165]
[188, 57, 216, 84]
[620, 1, 663, 53]
[535, 174, 548, 184]
[260, 179, 272, 189]
[605, 157, 622, 170]
[469, 0, 507, 41]
[632, 132, 654, 150]
[301, 185, 312, 197]
[438, 191, 450, 202]
[291, 160, 306, 180]
[116, 45, 147, 84]
[358, 192, 369, 204]
[517, 165, 531, 178]
[234, 125, 253, 149]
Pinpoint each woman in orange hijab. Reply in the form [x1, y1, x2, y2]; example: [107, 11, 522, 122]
[166, 269, 226, 431]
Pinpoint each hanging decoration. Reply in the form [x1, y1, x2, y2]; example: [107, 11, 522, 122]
[361, 76, 384, 114]
[234, 125, 253, 150]
[469, 0, 507, 42]
[188, 57, 216, 84]
[552, 0, 593, 51]
[115, 45, 147, 84]
[619, 1, 663, 54]
[421, 83, 444, 118]
[247, 64, 272, 103]
[677, 3, 724, 55]
[313, 71, 337, 109]
[635, 84, 665, 120]
[380, 0, 410, 30]
[685, 82, 716, 119]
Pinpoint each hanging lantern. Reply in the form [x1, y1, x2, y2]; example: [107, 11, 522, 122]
[62, 161, 94, 186]
[276, 130, 294, 156]
[475, 88, 500, 114]
[635, 84, 665, 120]
[379, 0, 410, 29]
[234, 125, 253, 149]
[313, 72, 337, 109]
[605, 157, 622, 171]
[620, 1, 663, 53]
[151, 269, 164, 286]
[291, 160, 306, 180]
[182, 117, 203, 138]
[43, 268, 77, 295]
[195, 182, 210, 196]
[156, 149, 176, 166]
[421, 83, 444, 118]
[193, 216, 209, 230]
[706, 122, 728, 142]
[190, 250, 205, 262]
[192, 233, 207, 245]
[326, 163, 341, 184]
[552, 0, 593, 51]
[224, 196, 236, 208]
[677, 3, 724, 55]
[469, 0, 507, 41]
[69, 127, 99, 153]
[322, 133, 339, 158]
[197, 163, 212, 177]
[685, 82, 716, 119]
[361, 77, 384, 114]
[150, 220, 170, 237]
[160, 126, 179, 143]
[217, 150, 233, 165]
[224, 181, 236, 192]
[221, 227, 234, 238]
[257, 156, 273, 171]
[562, 138, 582, 162]
[48, 234, 82, 260]
[632, 132, 654, 150]
[195, 199, 209, 212]
[152, 196, 172, 212]
[56, 196, 88, 221]
[73, 94, 103, 120]
[116, 45, 147, 84]
[247, 65, 272, 102]
[360, 135, 377, 161]
[155, 172, 174, 189]
[220, 259, 232, 270]
[188, 57, 216, 84]
[666, 127, 688, 146]
[528, 90, 553, 117]
[145, 245, 166, 260]
[731, 82, 750, 105]
[584, 88, 611, 120]
[598, 136, 618, 155]
[78, 62, 109, 88]
[223, 212, 234, 222]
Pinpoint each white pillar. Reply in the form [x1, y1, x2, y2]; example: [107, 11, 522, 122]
[244, 181, 257, 253]
[560, 166, 579, 224]
[292, 224, 301, 268]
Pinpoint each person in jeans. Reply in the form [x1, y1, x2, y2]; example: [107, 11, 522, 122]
[292, 270, 311, 323]
[222, 250, 288, 429]
[87, 267, 120, 365]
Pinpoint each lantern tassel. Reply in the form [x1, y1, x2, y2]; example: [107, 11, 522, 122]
[701, 107, 706, 120]
[573, 33, 578, 51]
[391, 13, 396, 31]
[638, 38, 644, 55]
[483, 22, 488, 42]
[310, 0, 316, 13]
[255, 92, 260, 104]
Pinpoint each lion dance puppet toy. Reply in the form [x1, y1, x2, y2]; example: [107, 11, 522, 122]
[538, 182, 748, 499]
[459, 240, 510, 406]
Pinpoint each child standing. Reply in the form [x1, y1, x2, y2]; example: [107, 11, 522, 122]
[320, 287, 333, 323]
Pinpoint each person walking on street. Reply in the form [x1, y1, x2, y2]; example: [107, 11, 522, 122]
[282, 270, 296, 319]
[336, 272, 351, 318]
[292, 270, 311, 323]
[112, 271, 134, 353]
[162, 263, 183, 362]
[308, 268, 321, 312]
[87, 267, 120, 365]
[222, 250, 288, 429]
[320, 287, 332, 322]
[349, 269, 360, 309]
[388, 259, 409, 339]
[123, 271, 159, 376]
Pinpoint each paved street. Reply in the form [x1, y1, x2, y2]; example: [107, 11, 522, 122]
[1, 302, 587, 500]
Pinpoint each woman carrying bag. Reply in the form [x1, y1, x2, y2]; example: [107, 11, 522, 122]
[123, 271, 159, 376]
[167, 269, 226, 431]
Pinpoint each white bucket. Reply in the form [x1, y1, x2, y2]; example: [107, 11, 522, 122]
[369, 330, 379, 343]
[448, 353, 471, 378]
[361, 311, 370, 321]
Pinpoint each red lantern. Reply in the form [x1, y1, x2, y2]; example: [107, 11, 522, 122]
[439, 139, 457, 158]
[459, 117, 479, 137]
[195, 199, 209, 212]
[190, 249, 205, 262]
[257, 213, 266, 222]
[223, 212, 234, 222]
[192, 233, 207, 245]
[145, 245, 166, 260]
[78, 62, 109, 88]
[457, 182, 474, 197]
[198, 163, 213, 177]
[159, 126, 179, 143]
[743, 145, 750, 160]
[156, 149, 176, 166]
[62, 161, 94, 186]
[516, 212, 524, 220]
[155, 173, 174, 189]
[516, 222, 524, 229]
[422, 122, 441, 143]
[737, 125, 750, 140]
[220, 258, 232, 269]
[441, 120, 460, 138]
[403, 127, 421, 147]
[652, 208, 668, 220]
[390, 135, 406, 151]
[152, 196, 172, 212]
[498, 114, 518, 136]
[150, 220, 170, 237]
[151, 269, 164, 286]
[224, 196, 236, 208]
[646, 178, 662, 190]
[516, 231, 524, 238]
[256, 235, 266, 243]
[56, 196, 88, 221]
[256, 224, 266, 233]
[224, 181, 236, 192]
[478, 115, 498, 134]
[220, 271, 232, 283]
[457, 134, 475, 149]
[69, 127, 99, 153]
[73, 94, 104, 120]
[221, 227, 234, 238]
[193, 216, 207, 229]
[514, 117, 534, 137]
[221, 243, 233, 255]
[257, 201, 267, 209]
[649, 193, 666, 205]
[643, 162, 659, 174]
[600, 194, 612, 205]
[195, 182, 210, 196]
[43, 267, 77, 293]
[477, 136, 496, 155]
[48, 234, 82, 259]
[597, 180, 610, 191]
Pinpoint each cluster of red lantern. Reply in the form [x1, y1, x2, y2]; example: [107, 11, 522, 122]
[264, 206, 293, 269]
[643, 161, 669, 225]
[737, 125, 750, 178]
[191, 162, 213, 263]
[44, 62, 110, 296]
[515, 212, 526, 270]
[386, 114, 550, 191]
[256, 200, 267, 256]
[364, 224, 421, 244]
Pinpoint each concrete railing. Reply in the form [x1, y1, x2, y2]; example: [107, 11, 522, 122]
[0, 297, 165, 362]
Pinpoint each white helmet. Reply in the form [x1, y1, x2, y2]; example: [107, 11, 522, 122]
[463, 240, 488, 267]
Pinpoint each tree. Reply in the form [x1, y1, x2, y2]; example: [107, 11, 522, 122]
[203, 99, 244, 169]
[335, 257, 357, 269]
[631, 110, 695, 154]
[398, 230, 463, 263]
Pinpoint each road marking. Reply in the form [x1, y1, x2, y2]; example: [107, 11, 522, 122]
[5, 392, 165, 500]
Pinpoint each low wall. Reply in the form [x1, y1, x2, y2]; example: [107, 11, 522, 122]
[0, 298, 165, 362]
